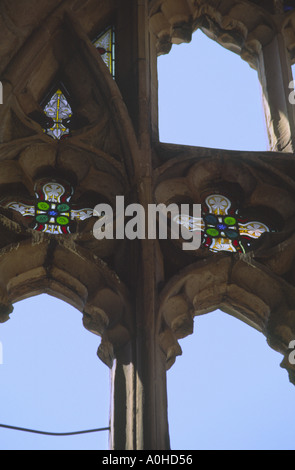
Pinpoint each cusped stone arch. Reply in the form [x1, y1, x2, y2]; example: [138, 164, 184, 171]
[154, 150, 294, 265]
[149, 0, 282, 67]
[0, 1, 144, 375]
[0, 151, 129, 260]
[158, 255, 295, 385]
[0, 237, 133, 368]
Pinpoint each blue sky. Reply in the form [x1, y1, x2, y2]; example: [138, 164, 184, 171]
[0, 29, 295, 450]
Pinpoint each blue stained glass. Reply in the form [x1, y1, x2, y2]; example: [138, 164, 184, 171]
[283, 1, 295, 12]
[204, 214, 218, 225]
[216, 223, 227, 231]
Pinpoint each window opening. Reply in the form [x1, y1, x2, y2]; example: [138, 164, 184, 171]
[158, 29, 268, 151]
[93, 27, 115, 78]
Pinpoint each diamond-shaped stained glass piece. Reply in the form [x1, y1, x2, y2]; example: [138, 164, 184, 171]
[43, 89, 72, 140]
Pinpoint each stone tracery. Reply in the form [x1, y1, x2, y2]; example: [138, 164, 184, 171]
[0, 0, 295, 451]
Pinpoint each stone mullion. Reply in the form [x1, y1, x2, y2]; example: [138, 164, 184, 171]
[257, 30, 295, 152]
[134, 0, 170, 450]
[108, 0, 170, 451]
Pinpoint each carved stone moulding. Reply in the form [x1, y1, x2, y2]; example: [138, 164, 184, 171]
[0, 142, 127, 202]
[283, 11, 295, 63]
[0, 140, 130, 257]
[149, 0, 295, 68]
[154, 151, 295, 270]
[0, 0, 118, 76]
[154, 148, 295, 383]
[0, 238, 132, 368]
[158, 255, 295, 385]
[0, 3, 138, 181]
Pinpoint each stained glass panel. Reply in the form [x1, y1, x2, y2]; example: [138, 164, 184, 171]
[43, 89, 72, 140]
[284, 1, 295, 12]
[3, 181, 94, 235]
[174, 194, 270, 254]
[93, 27, 115, 78]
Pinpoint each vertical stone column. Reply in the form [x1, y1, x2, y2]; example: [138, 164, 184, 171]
[109, 0, 170, 450]
[135, 0, 170, 449]
[257, 31, 295, 152]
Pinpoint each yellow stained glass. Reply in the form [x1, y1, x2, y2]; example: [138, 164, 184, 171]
[43, 89, 72, 140]
[175, 194, 270, 253]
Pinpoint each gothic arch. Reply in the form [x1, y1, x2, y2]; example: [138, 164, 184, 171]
[154, 149, 295, 258]
[150, 1, 295, 153]
[0, 293, 111, 450]
[158, 255, 295, 384]
[154, 150, 295, 383]
[0, 237, 132, 368]
[0, 8, 139, 182]
[149, 0, 295, 66]
[0, 4, 142, 374]
[0, 0, 118, 76]
[1, 0, 295, 450]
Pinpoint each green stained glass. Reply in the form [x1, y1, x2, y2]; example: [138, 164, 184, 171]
[3, 180, 94, 235]
[36, 214, 50, 224]
[206, 228, 219, 237]
[174, 194, 271, 254]
[224, 216, 236, 226]
[93, 27, 115, 78]
[38, 202, 50, 211]
[56, 216, 70, 226]
[57, 203, 70, 212]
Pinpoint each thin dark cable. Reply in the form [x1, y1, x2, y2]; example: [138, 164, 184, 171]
[0, 423, 110, 437]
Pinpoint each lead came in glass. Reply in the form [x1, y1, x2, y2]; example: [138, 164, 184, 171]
[93, 27, 115, 78]
[3, 181, 94, 235]
[174, 194, 270, 253]
[43, 89, 72, 140]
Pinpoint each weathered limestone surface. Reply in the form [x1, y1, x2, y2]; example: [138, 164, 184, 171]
[0, 0, 295, 450]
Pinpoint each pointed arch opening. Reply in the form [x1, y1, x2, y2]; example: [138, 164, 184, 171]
[158, 29, 268, 151]
[167, 309, 295, 450]
[158, 253, 295, 449]
[0, 294, 110, 450]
